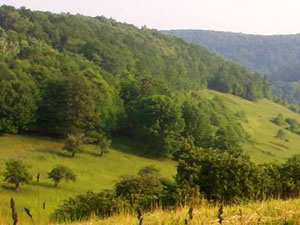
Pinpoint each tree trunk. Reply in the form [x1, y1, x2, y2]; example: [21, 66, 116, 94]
[54, 181, 59, 187]
[15, 183, 20, 192]
[71, 152, 75, 157]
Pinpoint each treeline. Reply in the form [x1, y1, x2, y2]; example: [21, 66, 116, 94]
[164, 29, 300, 83]
[0, 6, 271, 98]
[0, 5, 269, 157]
[272, 81, 300, 105]
[52, 147, 300, 222]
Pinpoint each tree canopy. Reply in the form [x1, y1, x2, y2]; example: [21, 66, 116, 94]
[0, 5, 270, 158]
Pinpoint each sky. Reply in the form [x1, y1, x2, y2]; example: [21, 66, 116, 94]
[1, 0, 300, 35]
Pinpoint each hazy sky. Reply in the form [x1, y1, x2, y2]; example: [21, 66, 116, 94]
[1, 0, 300, 35]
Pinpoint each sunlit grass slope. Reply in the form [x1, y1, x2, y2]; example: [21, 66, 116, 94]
[201, 90, 300, 163]
[0, 134, 176, 224]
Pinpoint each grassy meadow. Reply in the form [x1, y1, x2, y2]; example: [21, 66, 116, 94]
[201, 90, 300, 163]
[0, 134, 176, 224]
[2, 90, 300, 224]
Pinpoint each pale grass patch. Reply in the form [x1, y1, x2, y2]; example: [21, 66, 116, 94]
[2, 198, 300, 224]
[45, 199, 300, 225]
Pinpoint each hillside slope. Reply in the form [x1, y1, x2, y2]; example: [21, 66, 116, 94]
[164, 30, 300, 81]
[0, 135, 176, 223]
[0, 6, 271, 159]
[2, 91, 300, 224]
[164, 29, 300, 104]
[198, 90, 300, 163]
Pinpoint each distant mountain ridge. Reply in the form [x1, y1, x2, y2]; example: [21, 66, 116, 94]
[163, 29, 300, 82]
[163, 30, 300, 104]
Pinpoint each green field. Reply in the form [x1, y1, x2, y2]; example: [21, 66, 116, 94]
[2, 90, 300, 224]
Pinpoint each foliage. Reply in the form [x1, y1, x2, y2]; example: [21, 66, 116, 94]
[176, 148, 257, 203]
[38, 75, 101, 137]
[181, 100, 214, 149]
[0, 6, 273, 159]
[271, 114, 286, 126]
[63, 134, 83, 157]
[95, 133, 111, 156]
[0, 6, 270, 143]
[115, 166, 167, 209]
[255, 163, 282, 199]
[276, 129, 287, 141]
[133, 95, 184, 158]
[48, 165, 76, 187]
[271, 114, 300, 136]
[280, 155, 300, 198]
[0, 66, 39, 133]
[285, 118, 300, 134]
[180, 95, 247, 153]
[52, 190, 118, 222]
[2, 159, 32, 191]
[165, 30, 300, 104]
[53, 166, 169, 221]
[176, 144, 300, 202]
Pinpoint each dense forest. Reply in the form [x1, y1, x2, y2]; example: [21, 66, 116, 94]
[0, 6, 270, 158]
[164, 29, 300, 104]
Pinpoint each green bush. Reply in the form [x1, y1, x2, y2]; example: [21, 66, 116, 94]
[2, 159, 32, 192]
[176, 148, 257, 203]
[48, 165, 76, 187]
[115, 166, 169, 209]
[271, 114, 286, 126]
[52, 190, 118, 222]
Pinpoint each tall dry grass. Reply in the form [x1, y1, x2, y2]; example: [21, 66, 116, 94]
[50, 199, 300, 225]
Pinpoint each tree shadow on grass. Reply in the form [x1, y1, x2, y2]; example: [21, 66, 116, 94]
[17, 132, 61, 142]
[30, 182, 75, 192]
[269, 141, 289, 150]
[1, 184, 33, 194]
[84, 151, 102, 158]
[1, 184, 16, 191]
[39, 148, 71, 158]
[110, 135, 150, 157]
[31, 182, 54, 188]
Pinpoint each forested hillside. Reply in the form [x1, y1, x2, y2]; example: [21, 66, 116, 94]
[0, 5, 271, 158]
[4, 6, 300, 224]
[164, 29, 300, 104]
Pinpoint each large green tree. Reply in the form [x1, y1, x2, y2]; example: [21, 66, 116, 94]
[0, 64, 39, 133]
[176, 148, 257, 202]
[38, 74, 99, 137]
[181, 101, 214, 149]
[133, 95, 184, 158]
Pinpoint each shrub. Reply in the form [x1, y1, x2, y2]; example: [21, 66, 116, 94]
[115, 166, 168, 210]
[176, 148, 257, 203]
[272, 114, 285, 126]
[276, 129, 287, 141]
[2, 159, 32, 192]
[48, 166, 76, 187]
[280, 155, 300, 198]
[63, 134, 83, 157]
[52, 190, 118, 222]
